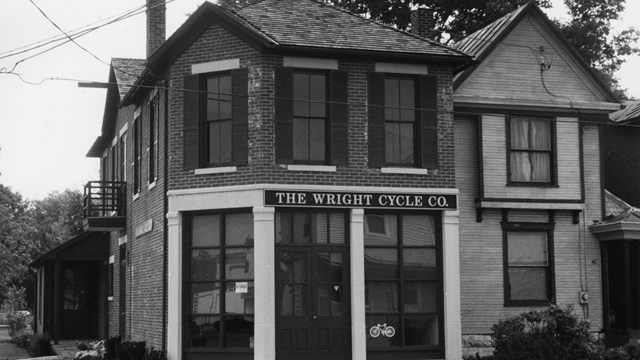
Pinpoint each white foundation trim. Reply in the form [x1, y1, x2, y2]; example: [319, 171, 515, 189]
[287, 164, 336, 172]
[283, 56, 338, 70]
[381, 167, 430, 175]
[375, 62, 428, 75]
[253, 207, 276, 360]
[194, 166, 237, 175]
[478, 201, 584, 210]
[191, 58, 240, 74]
[443, 210, 462, 360]
[166, 211, 182, 360]
[350, 209, 366, 360]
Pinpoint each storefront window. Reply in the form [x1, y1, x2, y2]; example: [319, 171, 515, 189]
[364, 213, 442, 350]
[186, 212, 255, 350]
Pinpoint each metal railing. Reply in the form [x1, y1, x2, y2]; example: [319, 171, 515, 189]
[83, 181, 126, 218]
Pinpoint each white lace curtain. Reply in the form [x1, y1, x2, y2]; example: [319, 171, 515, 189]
[510, 117, 551, 182]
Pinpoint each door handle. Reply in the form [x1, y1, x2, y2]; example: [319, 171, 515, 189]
[313, 315, 318, 320]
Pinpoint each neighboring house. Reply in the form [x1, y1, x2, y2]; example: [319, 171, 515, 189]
[34, 0, 473, 359]
[451, 1, 620, 355]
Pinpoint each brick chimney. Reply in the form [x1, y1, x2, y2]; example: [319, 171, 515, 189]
[147, 0, 166, 57]
[410, 7, 437, 41]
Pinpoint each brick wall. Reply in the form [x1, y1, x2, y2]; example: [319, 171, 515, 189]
[167, 24, 458, 192]
[603, 125, 640, 207]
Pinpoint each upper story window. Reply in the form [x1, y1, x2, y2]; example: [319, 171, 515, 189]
[508, 116, 554, 184]
[148, 95, 159, 184]
[368, 73, 438, 169]
[133, 115, 142, 195]
[275, 67, 348, 166]
[183, 68, 248, 170]
[503, 222, 555, 306]
[119, 133, 127, 183]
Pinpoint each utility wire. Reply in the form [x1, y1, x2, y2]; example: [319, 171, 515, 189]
[0, 70, 625, 128]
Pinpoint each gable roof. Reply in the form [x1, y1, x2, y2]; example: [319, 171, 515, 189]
[452, 1, 617, 103]
[122, 0, 471, 105]
[87, 58, 145, 157]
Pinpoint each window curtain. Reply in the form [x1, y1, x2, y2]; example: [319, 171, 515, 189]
[510, 118, 550, 182]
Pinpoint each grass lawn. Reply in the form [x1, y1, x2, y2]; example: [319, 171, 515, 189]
[0, 327, 30, 360]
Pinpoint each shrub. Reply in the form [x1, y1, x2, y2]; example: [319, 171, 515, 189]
[144, 348, 167, 360]
[6, 311, 29, 339]
[104, 335, 121, 359]
[491, 305, 596, 360]
[28, 334, 55, 357]
[2, 286, 30, 341]
[116, 341, 146, 360]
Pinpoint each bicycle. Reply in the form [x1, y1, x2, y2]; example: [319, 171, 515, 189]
[369, 323, 396, 338]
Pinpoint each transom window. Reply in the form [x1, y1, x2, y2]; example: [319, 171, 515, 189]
[293, 71, 327, 163]
[205, 74, 232, 165]
[503, 224, 554, 306]
[185, 212, 255, 350]
[384, 77, 417, 165]
[508, 116, 553, 183]
[364, 213, 443, 353]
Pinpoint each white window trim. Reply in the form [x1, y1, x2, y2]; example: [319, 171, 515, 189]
[381, 167, 430, 175]
[287, 164, 337, 172]
[148, 181, 157, 190]
[119, 123, 128, 137]
[194, 166, 238, 175]
[283, 56, 338, 70]
[192, 58, 240, 74]
[375, 62, 428, 75]
[118, 235, 127, 246]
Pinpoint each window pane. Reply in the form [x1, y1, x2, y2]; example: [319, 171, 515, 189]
[509, 267, 548, 300]
[316, 252, 342, 283]
[404, 315, 439, 346]
[364, 215, 397, 246]
[280, 284, 306, 316]
[385, 122, 400, 163]
[366, 315, 400, 347]
[403, 249, 436, 279]
[294, 73, 310, 100]
[191, 215, 220, 247]
[508, 232, 548, 266]
[190, 283, 220, 313]
[219, 76, 231, 120]
[399, 79, 415, 121]
[510, 151, 532, 181]
[384, 79, 399, 121]
[276, 212, 292, 244]
[225, 247, 254, 279]
[188, 315, 220, 347]
[279, 251, 307, 284]
[402, 215, 436, 246]
[220, 119, 232, 164]
[309, 118, 325, 161]
[317, 284, 343, 316]
[207, 77, 219, 121]
[399, 122, 414, 164]
[208, 121, 221, 164]
[329, 213, 346, 244]
[224, 315, 254, 348]
[226, 213, 254, 246]
[530, 153, 550, 182]
[366, 282, 399, 313]
[310, 74, 326, 117]
[365, 249, 398, 279]
[293, 118, 309, 160]
[403, 282, 437, 313]
[190, 249, 220, 281]
[293, 212, 311, 244]
[530, 119, 550, 150]
[225, 281, 254, 314]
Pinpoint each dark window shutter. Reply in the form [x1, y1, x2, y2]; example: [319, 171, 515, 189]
[275, 67, 293, 163]
[330, 70, 348, 166]
[368, 73, 385, 167]
[231, 68, 248, 164]
[183, 74, 200, 170]
[420, 75, 438, 169]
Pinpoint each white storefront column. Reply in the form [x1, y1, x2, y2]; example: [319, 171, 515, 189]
[443, 210, 462, 360]
[350, 209, 366, 359]
[253, 206, 276, 360]
[166, 211, 182, 360]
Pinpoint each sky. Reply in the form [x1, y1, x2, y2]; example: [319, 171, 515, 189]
[0, 0, 639, 200]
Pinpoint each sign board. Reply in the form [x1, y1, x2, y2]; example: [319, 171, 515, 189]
[264, 190, 456, 210]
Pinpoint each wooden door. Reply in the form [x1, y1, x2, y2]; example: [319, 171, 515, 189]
[61, 262, 99, 339]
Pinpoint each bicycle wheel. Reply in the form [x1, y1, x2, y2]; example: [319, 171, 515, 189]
[384, 325, 395, 337]
[369, 326, 381, 338]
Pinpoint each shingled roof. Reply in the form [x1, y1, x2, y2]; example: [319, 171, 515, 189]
[111, 58, 146, 101]
[609, 100, 640, 124]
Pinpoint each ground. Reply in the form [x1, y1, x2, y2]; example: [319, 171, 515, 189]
[0, 327, 29, 360]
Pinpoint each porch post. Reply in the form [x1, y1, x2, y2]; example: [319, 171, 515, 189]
[53, 259, 61, 344]
[623, 241, 632, 329]
[253, 206, 276, 360]
[350, 209, 366, 360]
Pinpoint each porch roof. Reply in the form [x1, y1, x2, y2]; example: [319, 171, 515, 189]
[30, 231, 109, 267]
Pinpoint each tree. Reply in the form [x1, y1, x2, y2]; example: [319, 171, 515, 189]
[30, 189, 84, 252]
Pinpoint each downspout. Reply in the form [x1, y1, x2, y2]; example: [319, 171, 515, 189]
[162, 78, 169, 351]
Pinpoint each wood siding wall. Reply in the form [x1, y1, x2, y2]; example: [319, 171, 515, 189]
[456, 116, 603, 335]
[481, 114, 581, 200]
[456, 16, 604, 103]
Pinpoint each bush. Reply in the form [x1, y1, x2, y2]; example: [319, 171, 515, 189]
[116, 341, 146, 360]
[491, 305, 597, 360]
[144, 348, 167, 360]
[28, 334, 55, 357]
[2, 286, 30, 341]
[6, 311, 29, 339]
[104, 335, 121, 359]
